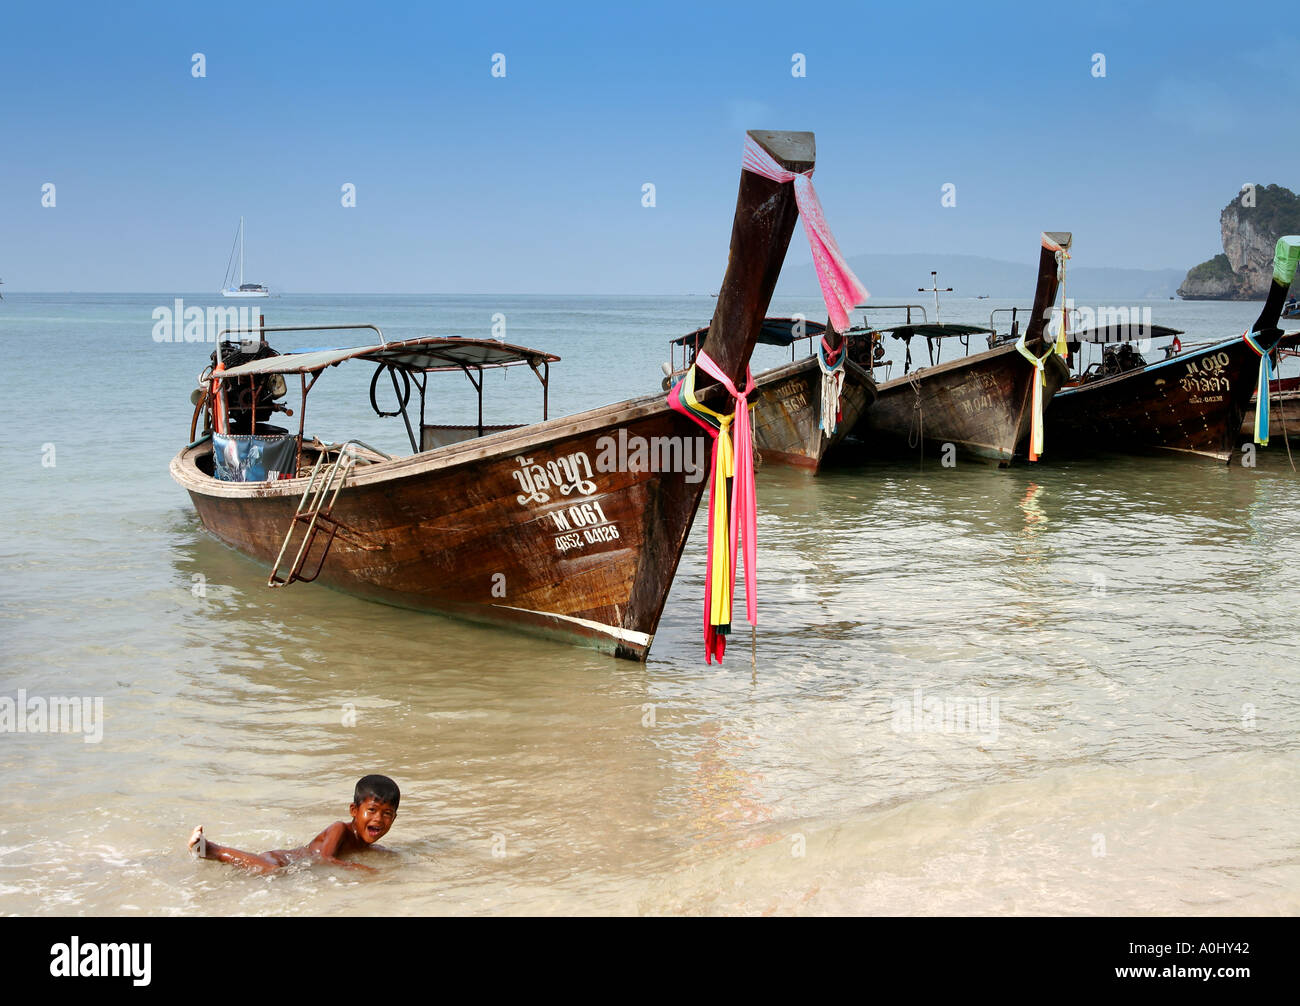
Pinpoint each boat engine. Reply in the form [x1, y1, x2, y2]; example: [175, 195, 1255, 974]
[206, 340, 291, 435]
[1100, 342, 1147, 377]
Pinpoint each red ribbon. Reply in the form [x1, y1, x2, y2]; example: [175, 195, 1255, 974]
[668, 350, 757, 663]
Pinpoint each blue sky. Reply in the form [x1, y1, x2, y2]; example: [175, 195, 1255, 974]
[1, 0, 1295, 292]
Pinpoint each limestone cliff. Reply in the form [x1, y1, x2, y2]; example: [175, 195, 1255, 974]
[1178, 184, 1300, 299]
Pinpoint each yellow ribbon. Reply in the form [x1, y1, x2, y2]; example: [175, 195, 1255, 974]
[679, 365, 737, 629]
[1015, 331, 1053, 461]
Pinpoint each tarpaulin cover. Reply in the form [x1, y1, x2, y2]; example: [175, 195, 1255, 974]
[212, 434, 297, 482]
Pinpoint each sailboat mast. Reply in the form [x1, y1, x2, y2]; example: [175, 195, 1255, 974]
[240, 216, 245, 287]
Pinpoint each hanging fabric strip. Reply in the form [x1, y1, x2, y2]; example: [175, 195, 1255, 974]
[1054, 245, 1071, 358]
[667, 351, 756, 664]
[741, 135, 869, 331]
[1244, 331, 1272, 446]
[1015, 331, 1053, 461]
[816, 337, 846, 435]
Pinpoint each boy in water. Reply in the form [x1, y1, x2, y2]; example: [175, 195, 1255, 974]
[188, 774, 399, 874]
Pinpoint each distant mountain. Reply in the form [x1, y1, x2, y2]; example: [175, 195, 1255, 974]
[777, 252, 1185, 302]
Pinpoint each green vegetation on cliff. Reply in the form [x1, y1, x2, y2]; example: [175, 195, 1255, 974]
[1184, 253, 1234, 283]
[1242, 184, 1300, 236]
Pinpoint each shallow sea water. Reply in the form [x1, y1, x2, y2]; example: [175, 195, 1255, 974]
[1, 293, 1297, 915]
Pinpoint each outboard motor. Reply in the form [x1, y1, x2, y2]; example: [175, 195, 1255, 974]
[207, 339, 290, 435]
[1100, 342, 1147, 377]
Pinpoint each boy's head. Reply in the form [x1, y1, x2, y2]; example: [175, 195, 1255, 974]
[349, 774, 400, 845]
[354, 774, 400, 809]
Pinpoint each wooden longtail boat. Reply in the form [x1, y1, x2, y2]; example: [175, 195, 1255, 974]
[665, 318, 877, 471]
[845, 233, 1073, 465]
[1049, 237, 1300, 463]
[170, 129, 815, 661]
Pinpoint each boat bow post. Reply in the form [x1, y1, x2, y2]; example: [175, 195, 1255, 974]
[668, 129, 871, 661]
[1244, 235, 1300, 445]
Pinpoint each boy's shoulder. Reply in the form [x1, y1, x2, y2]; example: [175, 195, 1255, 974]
[307, 820, 355, 851]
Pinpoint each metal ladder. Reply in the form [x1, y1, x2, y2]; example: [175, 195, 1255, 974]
[268, 442, 378, 587]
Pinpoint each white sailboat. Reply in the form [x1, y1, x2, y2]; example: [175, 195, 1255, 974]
[220, 217, 269, 298]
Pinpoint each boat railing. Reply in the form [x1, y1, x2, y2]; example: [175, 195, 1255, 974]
[989, 305, 1087, 346]
[854, 303, 928, 328]
[216, 323, 388, 361]
[988, 306, 1036, 344]
[844, 306, 929, 378]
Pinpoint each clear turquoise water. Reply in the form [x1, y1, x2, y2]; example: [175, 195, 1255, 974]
[1, 293, 1298, 915]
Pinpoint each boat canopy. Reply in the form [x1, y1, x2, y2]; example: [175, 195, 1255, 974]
[1070, 323, 1184, 344]
[669, 317, 827, 349]
[880, 323, 995, 340]
[216, 336, 560, 380]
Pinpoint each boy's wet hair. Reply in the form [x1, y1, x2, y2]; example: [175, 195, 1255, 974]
[354, 774, 400, 809]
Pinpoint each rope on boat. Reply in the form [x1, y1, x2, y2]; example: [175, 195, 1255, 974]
[1281, 412, 1296, 472]
[907, 371, 924, 467]
[1276, 379, 1297, 472]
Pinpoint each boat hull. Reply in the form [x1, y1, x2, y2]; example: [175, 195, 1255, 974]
[1240, 387, 1300, 441]
[853, 342, 1069, 464]
[1049, 335, 1266, 463]
[750, 356, 876, 471]
[173, 393, 726, 661]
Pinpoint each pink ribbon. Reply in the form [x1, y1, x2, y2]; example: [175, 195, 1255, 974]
[668, 351, 757, 664]
[698, 353, 757, 631]
[742, 134, 869, 331]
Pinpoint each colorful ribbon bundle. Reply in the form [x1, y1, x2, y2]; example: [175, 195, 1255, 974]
[668, 136, 867, 663]
[1015, 331, 1053, 461]
[816, 337, 846, 435]
[667, 352, 756, 664]
[741, 136, 869, 332]
[1244, 331, 1272, 446]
